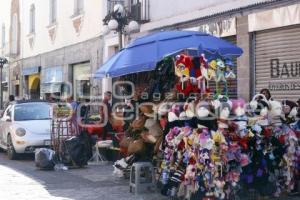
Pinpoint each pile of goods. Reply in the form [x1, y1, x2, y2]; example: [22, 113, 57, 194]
[113, 52, 299, 199]
[113, 105, 164, 177]
[156, 53, 299, 199]
[159, 94, 299, 199]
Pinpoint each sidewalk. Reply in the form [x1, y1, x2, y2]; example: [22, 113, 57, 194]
[53, 163, 168, 200]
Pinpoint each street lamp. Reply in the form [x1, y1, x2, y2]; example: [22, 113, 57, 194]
[0, 57, 8, 109]
[103, 3, 140, 49]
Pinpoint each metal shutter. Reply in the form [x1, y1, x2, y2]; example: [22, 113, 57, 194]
[255, 25, 300, 102]
[208, 36, 238, 98]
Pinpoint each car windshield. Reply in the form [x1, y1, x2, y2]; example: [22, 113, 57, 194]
[14, 103, 51, 121]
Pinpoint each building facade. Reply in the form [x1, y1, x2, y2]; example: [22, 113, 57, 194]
[105, 0, 299, 102]
[0, 0, 299, 103]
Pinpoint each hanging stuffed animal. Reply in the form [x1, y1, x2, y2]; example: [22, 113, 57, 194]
[215, 59, 228, 96]
[194, 54, 210, 94]
[175, 54, 193, 95]
[207, 60, 217, 81]
[224, 59, 236, 79]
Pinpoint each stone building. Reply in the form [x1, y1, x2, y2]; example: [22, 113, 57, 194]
[0, 0, 299, 103]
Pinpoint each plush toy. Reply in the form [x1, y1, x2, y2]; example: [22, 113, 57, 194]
[250, 94, 270, 126]
[207, 60, 217, 80]
[194, 54, 210, 94]
[232, 99, 248, 137]
[269, 100, 283, 126]
[195, 101, 211, 118]
[213, 179, 226, 199]
[224, 59, 236, 79]
[184, 162, 197, 199]
[175, 54, 193, 95]
[215, 59, 228, 96]
[282, 100, 298, 124]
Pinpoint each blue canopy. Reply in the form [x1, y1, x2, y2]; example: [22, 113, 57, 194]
[95, 31, 243, 78]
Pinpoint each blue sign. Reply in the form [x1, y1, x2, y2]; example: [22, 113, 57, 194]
[41, 66, 63, 83]
[22, 66, 40, 76]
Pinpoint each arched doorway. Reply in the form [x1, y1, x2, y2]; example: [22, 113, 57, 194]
[28, 74, 40, 99]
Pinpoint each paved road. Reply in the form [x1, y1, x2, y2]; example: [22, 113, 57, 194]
[0, 151, 166, 200]
[0, 151, 299, 200]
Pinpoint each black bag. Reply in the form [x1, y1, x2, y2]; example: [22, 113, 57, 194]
[63, 136, 88, 167]
[62, 132, 94, 167]
[35, 148, 55, 170]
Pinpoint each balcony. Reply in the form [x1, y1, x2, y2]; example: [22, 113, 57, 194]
[107, 0, 150, 23]
[129, 0, 150, 23]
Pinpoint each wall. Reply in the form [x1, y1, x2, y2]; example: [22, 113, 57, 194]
[0, 0, 12, 57]
[21, 0, 104, 59]
[149, 0, 232, 21]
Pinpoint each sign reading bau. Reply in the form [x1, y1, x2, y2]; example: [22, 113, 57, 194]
[269, 59, 300, 91]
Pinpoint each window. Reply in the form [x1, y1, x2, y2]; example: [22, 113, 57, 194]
[1, 24, 5, 48]
[29, 4, 35, 33]
[74, 0, 84, 15]
[49, 0, 57, 24]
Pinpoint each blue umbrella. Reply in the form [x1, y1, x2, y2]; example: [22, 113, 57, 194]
[94, 31, 243, 78]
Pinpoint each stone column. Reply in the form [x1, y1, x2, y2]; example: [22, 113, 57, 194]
[236, 16, 251, 101]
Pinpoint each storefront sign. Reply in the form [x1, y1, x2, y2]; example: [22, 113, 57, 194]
[41, 66, 63, 84]
[40, 83, 62, 94]
[269, 58, 300, 91]
[198, 18, 236, 37]
[270, 59, 300, 78]
[22, 66, 40, 76]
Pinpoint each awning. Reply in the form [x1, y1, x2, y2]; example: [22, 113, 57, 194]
[22, 66, 40, 76]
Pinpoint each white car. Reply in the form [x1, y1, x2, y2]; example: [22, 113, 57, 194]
[0, 100, 52, 160]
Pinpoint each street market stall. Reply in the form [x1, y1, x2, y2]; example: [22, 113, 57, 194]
[94, 31, 299, 199]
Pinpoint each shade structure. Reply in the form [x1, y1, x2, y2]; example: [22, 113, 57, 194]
[94, 31, 243, 78]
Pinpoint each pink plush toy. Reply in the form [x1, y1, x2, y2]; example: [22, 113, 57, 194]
[232, 99, 246, 117]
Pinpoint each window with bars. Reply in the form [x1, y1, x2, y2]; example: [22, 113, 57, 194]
[107, 0, 125, 13]
[29, 4, 35, 33]
[49, 0, 57, 24]
[74, 0, 84, 15]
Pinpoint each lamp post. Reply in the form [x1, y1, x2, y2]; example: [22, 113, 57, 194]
[0, 57, 8, 109]
[103, 3, 140, 50]
[102, 3, 140, 101]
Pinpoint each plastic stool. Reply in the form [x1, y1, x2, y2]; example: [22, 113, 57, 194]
[129, 162, 155, 194]
[88, 140, 113, 165]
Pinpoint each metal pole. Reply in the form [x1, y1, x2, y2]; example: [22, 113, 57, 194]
[118, 31, 123, 50]
[0, 65, 3, 109]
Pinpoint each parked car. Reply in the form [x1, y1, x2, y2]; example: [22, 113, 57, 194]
[0, 100, 52, 160]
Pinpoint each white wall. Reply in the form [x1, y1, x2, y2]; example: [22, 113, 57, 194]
[0, 0, 12, 57]
[149, 0, 233, 21]
[21, 0, 104, 59]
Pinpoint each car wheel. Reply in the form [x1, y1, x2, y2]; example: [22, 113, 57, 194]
[7, 134, 18, 160]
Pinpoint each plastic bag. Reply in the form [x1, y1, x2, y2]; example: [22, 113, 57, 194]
[35, 148, 55, 170]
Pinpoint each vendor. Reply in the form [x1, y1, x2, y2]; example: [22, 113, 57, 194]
[260, 88, 272, 101]
[100, 91, 113, 140]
